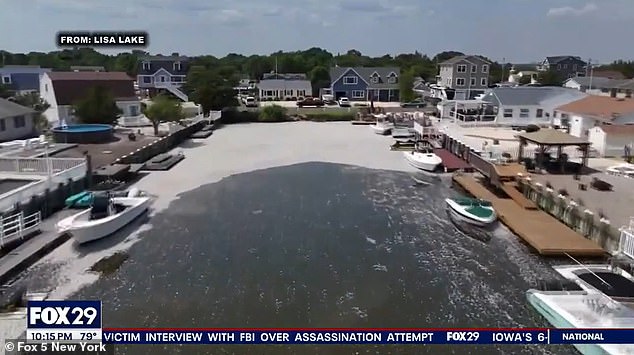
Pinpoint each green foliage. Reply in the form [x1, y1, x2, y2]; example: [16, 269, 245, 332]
[259, 105, 288, 122]
[0, 84, 12, 99]
[73, 86, 122, 125]
[142, 95, 184, 135]
[596, 60, 634, 79]
[303, 111, 355, 121]
[309, 66, 330, 95]
[183, 68, 238, 114]
[538, 70, 563, 86]
[399, 70, 415, 102]
[220, 109, 259, 124]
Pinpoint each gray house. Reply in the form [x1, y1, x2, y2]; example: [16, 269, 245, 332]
[538, 56, 587, 79]
[137, 53, 189, 101]
[257, 79, 312, 100]
[329, 67, 400, 102]
[0, 98, 36, 141]
[436, 55, 491, 100]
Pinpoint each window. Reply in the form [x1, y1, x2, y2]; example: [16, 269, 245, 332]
[470, 77, 476, 86]
[143, 76, 152, 83]
[557, 64, 561, 70]
[481, 78, 488, 86]
[173, 62, 181, 71]
[0, 119, 5, 131]
[447, 78, 452, 86]
[370, 72, 380, 84]
[520, 109, 529, 118]
[13, 115, 25, 128]
[536, 109, 543, 118]
[171, 76, 183, 82]
[45, 84, 48, 92]
[481, 65, 489, 73]
[456, 78, 465, 86]
[142, 62, 151, 70]
[343, 76, 358, 85]
[573, 64, 578, 71]
[130, 105, 139, 116]
[352, 90, 365, 98]
[160, 76, 166, 82]
[387, 76, 397, 84]
[457, 65, 467, 73]
[1, 75, 11, 84]
[471, 65, 477, 73]
[503, 109, 513, 118]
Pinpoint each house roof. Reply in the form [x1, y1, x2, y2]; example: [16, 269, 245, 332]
[440, 55, 491, 65]
[517, 129, 590, 145]
[257, 79, 312, 91]
[592, 70, 626, 80]
[330, 67, 400, 89]
[597, 124, 634, 135]
[564, 76, 627, 89]
[45, 72, 135, 105]
[70, 66, 105, 71]
[556, 96, 634, 121]
[482, 86, 587, 106]
[0, 98, 35, 119]
[545, 56, 584, 64]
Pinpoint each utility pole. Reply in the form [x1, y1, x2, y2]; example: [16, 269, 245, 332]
[588, 58, 594, 91]
[501, 57, 506, 83]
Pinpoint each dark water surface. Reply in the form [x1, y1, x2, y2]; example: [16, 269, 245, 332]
[39, 163, 579, 354]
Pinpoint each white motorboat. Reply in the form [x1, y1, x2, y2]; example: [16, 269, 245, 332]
[57, 188, 151, 244]
[445, 197, 497, 226]
[403, 148, 443, 172]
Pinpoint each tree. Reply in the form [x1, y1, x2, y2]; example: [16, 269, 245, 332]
[538, 70, 563, 86]
[0, 84, 12, 99]
[309, 66, 330, 97]
[12, 92, 50, 132]
[399, 70, 415, 102]
[183, 68, 238, 115]
[74, 86, 122, 125]
[142, 94, 184, 136]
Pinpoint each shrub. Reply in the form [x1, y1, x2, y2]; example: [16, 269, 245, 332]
[525, 124, 540, 133]
[303, 111, 355, 121]
[220, 108, 259, 124]
[259, 105, 289, 122]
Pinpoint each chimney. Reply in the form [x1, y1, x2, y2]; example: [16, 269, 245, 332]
[171, 52, 179, 57]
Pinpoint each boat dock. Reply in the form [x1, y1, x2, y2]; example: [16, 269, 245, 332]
[433, 148, 472, 172]
[453, 174, 605, 257]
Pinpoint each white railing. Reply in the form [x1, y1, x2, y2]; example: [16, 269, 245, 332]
[0, 162, 87, 213]
[0, 211, 41, 248]
[620, 218, 634, 260]
[0, 157, 85, 175]
[155, 81, 188, 101]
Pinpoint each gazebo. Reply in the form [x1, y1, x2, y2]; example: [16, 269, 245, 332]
[516, 129, 592, 173]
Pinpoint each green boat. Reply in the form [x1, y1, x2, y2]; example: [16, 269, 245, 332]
[65, 191, 94, 209]
[445, 197, 497, 226]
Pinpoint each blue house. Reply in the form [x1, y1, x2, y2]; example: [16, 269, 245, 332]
[329, 67, 401, 102]
[0, 65, 52, 95]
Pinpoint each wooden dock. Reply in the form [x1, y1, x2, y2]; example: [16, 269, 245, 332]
[453, 174, 605, 257]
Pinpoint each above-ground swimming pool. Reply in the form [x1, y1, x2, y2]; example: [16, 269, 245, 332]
[52, 124, 114, 144]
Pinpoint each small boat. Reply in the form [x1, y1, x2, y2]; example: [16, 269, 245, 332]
[65, 189, 148, 209]
[57, 188, 151, 244]
[445, 197, 497, 226]
[403, 148, 442, 172]
[370, 121, 394, 135]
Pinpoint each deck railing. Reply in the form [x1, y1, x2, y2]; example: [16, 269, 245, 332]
[620, 218, 634, 260]
[0, 211, 41, 248]
[0, 157, 86, 175]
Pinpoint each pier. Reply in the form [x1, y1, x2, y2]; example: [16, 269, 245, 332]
[453, 174, 604, 256]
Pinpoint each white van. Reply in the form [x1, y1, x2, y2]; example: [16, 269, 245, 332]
[244, 97, 258, 107]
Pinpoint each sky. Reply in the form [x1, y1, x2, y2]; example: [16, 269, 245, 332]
[1, 0, 633, 64]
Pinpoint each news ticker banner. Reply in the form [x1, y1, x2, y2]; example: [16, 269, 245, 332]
[56, 31, 148, 47]
[25, 301, 634, 345]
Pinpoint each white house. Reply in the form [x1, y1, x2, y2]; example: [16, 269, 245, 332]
[40, 71, 140, 126]
[0, 98, 37, 141]
[257, 79, 312, 100]
[588, 124, 634, 157]
[479, 87, 588, 126]
[555, 96, 634, 138]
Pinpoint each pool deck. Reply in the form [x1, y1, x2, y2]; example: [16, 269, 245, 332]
[453, 173, 605, 257]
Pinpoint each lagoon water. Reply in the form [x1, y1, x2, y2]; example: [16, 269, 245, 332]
[17, 161, 576, 354]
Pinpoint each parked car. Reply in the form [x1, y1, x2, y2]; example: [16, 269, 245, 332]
[400, 100, 426, 108]
[296, 97, 325, 107]
[338, 97, 351, 107]
[243, 96, 258, 107]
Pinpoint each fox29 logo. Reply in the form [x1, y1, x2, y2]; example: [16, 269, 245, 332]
[27, 300, 102, 329]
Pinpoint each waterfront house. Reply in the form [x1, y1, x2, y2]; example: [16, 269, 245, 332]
[537, 56, 587, 79]
[480, 86, 587, 126]
[136, 53, 189, 101]
[0, 65, 52, 95]
[328, 67, 400, 102]
[555, 96, 634, 138]
[0, 98, 36, 141]
[436, 55, 491, 100]
[562, 76, 631, 97]
[40, 71, 139, 126]
[257, 78, 312, 100]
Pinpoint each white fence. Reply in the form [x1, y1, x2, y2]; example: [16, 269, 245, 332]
[620, 218, 634, 260]
[0, 211, 41, 248]
[0, 157, 86, 175]
[118, 115, 152, 127]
